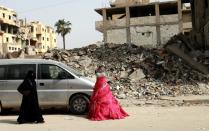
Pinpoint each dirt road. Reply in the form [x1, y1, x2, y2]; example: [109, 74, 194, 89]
[0, 106, 209, 131]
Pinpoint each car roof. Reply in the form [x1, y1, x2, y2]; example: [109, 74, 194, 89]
[0, 59, 60, 65]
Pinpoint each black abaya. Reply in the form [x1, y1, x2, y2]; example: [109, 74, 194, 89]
[17, 71, 44, 124]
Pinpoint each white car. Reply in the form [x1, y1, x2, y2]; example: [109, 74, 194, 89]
[0, 59, 94, 114]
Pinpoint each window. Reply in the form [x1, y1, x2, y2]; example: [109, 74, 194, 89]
[0, 66, 7, 80]
[6, 37, 9, 42]
[3, 13, 5, 18]
[130, 5, 156, 17]
[7, 64, 36, 80]
[9, 15, 11, 20]
[31, 26, 34, 32]
[38, 64, 74, 79]
[43, 46, 45, 49]
[42, 37, 44, 40]
[54, 39, 56, 42]
[159, 3, 178, 15]
[9, 47, 11, 50]
[47, 38, 49, 41]
[12, 47, 14, 50]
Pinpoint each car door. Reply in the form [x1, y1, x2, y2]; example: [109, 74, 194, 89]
[5, 64, 36, 107]
[0, 65, 7, 106]
[37, 64, 70, 107]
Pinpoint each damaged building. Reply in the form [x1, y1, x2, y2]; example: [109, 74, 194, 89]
[95, 0, 192, 47]
[0, 5, 57, 55]
[18, 20, 57, 54]
[0, 6, 20, 54]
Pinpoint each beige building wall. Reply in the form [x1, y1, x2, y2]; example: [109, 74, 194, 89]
[26, 21, 57, 53]
[130, 26, 157, 47]
[0, 6, 18, 26]
[0, 6, 57, 54]
[48, 27, 56, 49]
[2, 33, 21, 53]
[0, 33, 3, 54]
[107, 29, 127, 44]
[0, 6, 20, 54]
[160, 24, 179, 44]
[95, 0, 192, 47]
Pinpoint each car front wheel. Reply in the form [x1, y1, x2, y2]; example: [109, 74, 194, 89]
[69, 94, 89, 115]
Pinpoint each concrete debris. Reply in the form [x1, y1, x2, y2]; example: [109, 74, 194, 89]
[6, 49, 25, 59]
[43, 43, 209, 99]
[129, 68, 145, 81]
[0, 47, 39, 59]
[117, 93, 127, 99]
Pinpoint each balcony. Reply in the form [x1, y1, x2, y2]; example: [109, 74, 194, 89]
[160, 14, 179, 24]
[36, 28, 42, 35]
[1, 19, 19, 27]
[96, 19, 126, 32]
[95, 21, 103, 32]
[110, 0, 150, 7]
[130, 16, 156, 25]
[0, 31, 4, 35]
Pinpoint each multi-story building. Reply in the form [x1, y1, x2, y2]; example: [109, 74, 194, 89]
[0, 6, 21, 54]
[95, 0, 192, 47]
[19, 21, 57, 53]
[0, 6, 57, 55]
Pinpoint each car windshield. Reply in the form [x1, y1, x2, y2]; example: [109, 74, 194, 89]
[58, 62, 83, 77]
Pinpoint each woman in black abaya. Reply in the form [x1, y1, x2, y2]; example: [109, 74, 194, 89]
[17, 70, 44, 124]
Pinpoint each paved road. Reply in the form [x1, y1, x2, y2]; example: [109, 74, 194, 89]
[0, 106, 209, 131]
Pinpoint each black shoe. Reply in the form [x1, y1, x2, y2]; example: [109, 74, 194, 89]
[36, 120, 45, 123]
[17, 120, 26, 124]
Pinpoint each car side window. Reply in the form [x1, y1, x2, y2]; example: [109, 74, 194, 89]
[0, 65, 7, 80]
[7, 64, 36, 80]
[38, 64, 74, 79]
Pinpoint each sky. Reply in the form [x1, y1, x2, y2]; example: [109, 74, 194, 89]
[0, 0, 173, 49]
[0, 0, 111, 49]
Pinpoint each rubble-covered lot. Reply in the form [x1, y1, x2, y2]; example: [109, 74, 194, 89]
[43, 43, 209, 100]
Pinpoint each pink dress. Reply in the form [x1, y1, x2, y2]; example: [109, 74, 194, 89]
[88, 75, 129, 121]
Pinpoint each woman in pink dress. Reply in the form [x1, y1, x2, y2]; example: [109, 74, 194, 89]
[88, 65, 129, 121]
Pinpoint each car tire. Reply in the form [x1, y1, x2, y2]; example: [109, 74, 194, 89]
[69, 94, 89, 115]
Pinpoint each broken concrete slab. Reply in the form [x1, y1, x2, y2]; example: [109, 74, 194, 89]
[129, 68, 145, 81]
[166, 43, 209, 75]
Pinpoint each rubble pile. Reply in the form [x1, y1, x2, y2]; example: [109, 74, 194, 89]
[43, 43, 209, 99]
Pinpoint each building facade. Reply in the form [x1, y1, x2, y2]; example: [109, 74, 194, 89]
[19, 21, 57, 53]
[0, 6, 57, 55]
[95, 0, 192, 47]
[0, 6, 21, 54]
